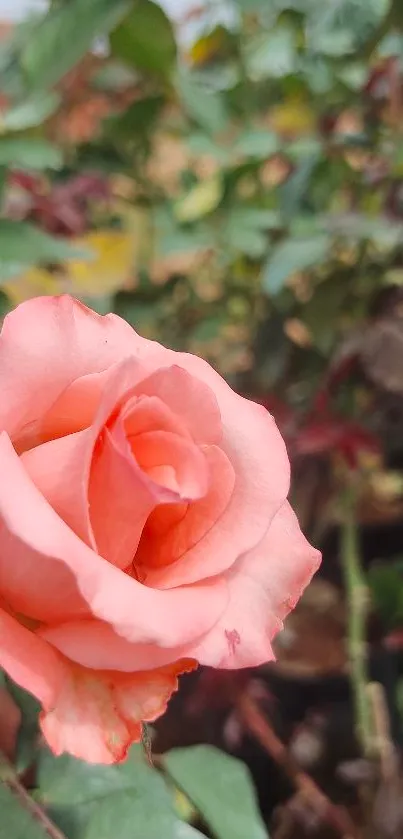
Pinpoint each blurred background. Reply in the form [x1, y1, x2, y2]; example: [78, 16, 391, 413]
[2, 1, 403, 837]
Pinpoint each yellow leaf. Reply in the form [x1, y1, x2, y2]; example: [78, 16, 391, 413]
[3, 224, 140, 307]
[174, 176, 222, 223]
[65, 229, 136, 295]
[270, 101, 315, 137]
[3, 266, 60, 306]
[190, 27, 228, 66]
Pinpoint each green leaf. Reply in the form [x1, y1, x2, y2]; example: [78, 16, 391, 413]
[234, 130, 279, 160]
[21, 0, 131, 90]
[176, 70, 229, 136]
[0, 138, 62, 170]
[280, 153, 320, 219]
[0, 221, 92, 281]
[368, 560, 403, 629]
[1, 92, 60, 131]
[224, 208, 281, 258]
[110, 0, 177, 77]
[262, 235, 330, 295]
[6, 680, 40, 774]
[0, 784, 49, 839]
[246, 26, 297, 80]
[37, 746, 203, 839]
[302, 276, 350, 354]
[108, 95, 165, 142]
[174, 176, 223, 223]
[163, 746, 268, 839]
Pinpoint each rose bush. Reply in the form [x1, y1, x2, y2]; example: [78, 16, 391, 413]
[0, 295, 320, 763]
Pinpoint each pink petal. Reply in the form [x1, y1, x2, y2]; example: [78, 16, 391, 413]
[41, 659, 196, 764]
[0, 433, 227, 644]
[89, 424, 205, 570]
[137, 444, 235, 581]
[0, 296, 145, 443]
[39, 619, 193, 672]
[22, 359, 210, 566]
[185, 502, 321, 669]
[0, 606, 65, 709]
[21, 429, 97, 550]
[133, 365, 222, 445]
[131, 429, 209, 499]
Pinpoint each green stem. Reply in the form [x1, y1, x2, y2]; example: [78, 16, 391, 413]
[341, 491, 373, 757]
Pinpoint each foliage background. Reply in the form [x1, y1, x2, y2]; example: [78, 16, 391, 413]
[2, 1, 403, 837]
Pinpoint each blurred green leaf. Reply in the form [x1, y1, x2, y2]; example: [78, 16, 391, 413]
[174, 177, 223, 223]
[246, 26, 297, 80]
[37, 746, 203, 839]
[1, 92, 60, 131]
[176, 70, 229, 136]
[0, 221, 92, 282]
[5, 681, 40, 775]
[0, 138, 62, 170]
[163, 745, 268, 839]
[224, 207, 281, 257]
[302, 276, 350, 353]
[234, 130, 279, 160]
[108, 95, 165, 142]
[21, 0, 131, 90]
[262, 235, 330, 295]
[110, 0, 177, 77]
[368, 560, 403, 629]
[0, 784, 49, 839]
[280, 153, 320, 219]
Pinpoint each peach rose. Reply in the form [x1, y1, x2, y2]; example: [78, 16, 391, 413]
[0, 296, 320, 763]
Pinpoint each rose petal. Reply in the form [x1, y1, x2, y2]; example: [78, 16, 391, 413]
[131, 429, 209, 499]
[0, 296, 145, 443]
[39, 619, 193, 672]
[137, 444, 235, 580]
[0, 606, 65, 709]
[22, 359, 209, 565]
[185, 502, 321, 668]
[89, 425, 203, 570]
[41, 659, 196, 764]
[133, 365, 222, 445]
[21, 429, 97, 549]
[0, 605, 195, 764]
[0, 432, 227, 645]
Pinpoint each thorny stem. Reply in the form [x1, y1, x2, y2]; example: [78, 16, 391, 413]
[238, 693, 360, 839]
[340, 489, 374, 757]
[0, 750, 67, 839]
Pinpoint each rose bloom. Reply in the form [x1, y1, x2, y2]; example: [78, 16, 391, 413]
[0, 296, 320, 763]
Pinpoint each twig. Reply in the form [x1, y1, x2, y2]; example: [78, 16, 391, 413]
[238, 693, 360, 839]
[340, 489, 373, 757]
[367, 682, 398, 781]
[0, 750, 67, 839]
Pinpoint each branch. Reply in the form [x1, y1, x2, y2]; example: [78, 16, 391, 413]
[238, 693, 360, 839]
[0, 750, 67, 839]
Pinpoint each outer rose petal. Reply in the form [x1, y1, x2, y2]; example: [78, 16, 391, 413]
[0, 606, 195, 763]
[185, 502, 321, 669]
[0, 606, 65, 709]
[0, 433, 227, 645]
[39, 620, 194, 672]
[0, 296, 146, 442]
[41, 659, 196, 764]
[37, 505, 320, 674]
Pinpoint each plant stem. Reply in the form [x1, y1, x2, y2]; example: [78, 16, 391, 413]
[341, 490, 373, 757]
[238, 693, 360, 839]
[0, 750, 67, 839]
